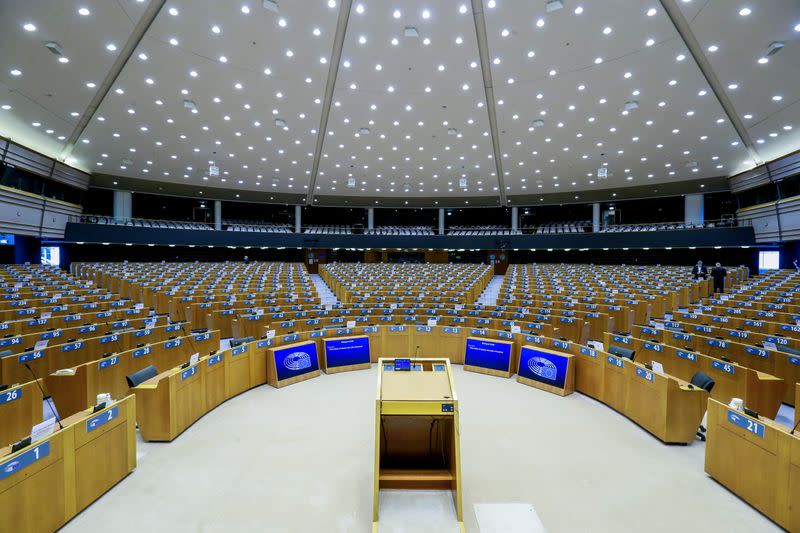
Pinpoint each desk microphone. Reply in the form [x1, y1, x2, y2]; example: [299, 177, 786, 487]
[24, 363, 64, 430]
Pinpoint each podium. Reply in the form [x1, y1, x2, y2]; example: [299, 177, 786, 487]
[373, 357, 463, 532]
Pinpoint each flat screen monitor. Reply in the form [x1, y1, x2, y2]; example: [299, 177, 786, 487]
[43, 396, 60, 422]
[464, 338, 512, 372]
[394, 358, 411, 371]
[324, 336, 370, 368]
[518, 347, 569, 389]
[273, 342, 319, 381]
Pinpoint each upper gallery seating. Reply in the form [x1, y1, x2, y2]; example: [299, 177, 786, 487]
[303, 225, 353, 234]
[531, 221, 591, 234]
[365, 226, 435, 235]
[80, 215, 212, 230]
[599, 222, 716, 232]
[447, 225, 522, 235]
[225, 222, 292, 233]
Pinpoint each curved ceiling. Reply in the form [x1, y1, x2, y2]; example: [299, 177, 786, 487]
[0, 0, 798, 206]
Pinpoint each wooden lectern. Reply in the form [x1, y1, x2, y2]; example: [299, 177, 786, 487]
[373, 357, 464, 532]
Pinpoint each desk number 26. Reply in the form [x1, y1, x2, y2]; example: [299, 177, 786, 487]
[4, 389, 18, 402]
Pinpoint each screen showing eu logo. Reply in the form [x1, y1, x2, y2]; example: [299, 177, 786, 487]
[464, 338, 512, 371]
[274, 342, 319, 381]
[518, 347, 568, 388]
[325, 336, 370, 368]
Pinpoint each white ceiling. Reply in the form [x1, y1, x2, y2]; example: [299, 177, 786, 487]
[0, 0, 798, 203]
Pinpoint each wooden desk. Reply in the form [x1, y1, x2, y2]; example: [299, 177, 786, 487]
[0, 379, 43, 447]
[705, 398, 800, 530]
[374, 358, 463, 532]
[0, 395, 135, 533]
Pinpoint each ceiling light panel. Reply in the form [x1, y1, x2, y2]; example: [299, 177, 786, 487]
[71, 0, 339, 192]
[677, 0, 800, 164]
[0, 0, 137, 165]
[484, 0, 753, 195]
[314, 1, 493, 197]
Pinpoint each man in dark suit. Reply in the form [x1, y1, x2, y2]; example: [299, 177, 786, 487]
[711, 262, 727, 294]
[691, 260, 708, 280]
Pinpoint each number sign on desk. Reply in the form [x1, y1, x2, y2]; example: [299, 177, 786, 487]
[0, 441, 50, 481]
[607, 355, 625, 368]
[86, 406, 119, 432]
[232, 344, 249, 356]
[711, 360, 735, 374]
[726, 410, 765, 438]
[18, 350, 44, 363]
[636, 367, 655, 382]
[181, 366, 198, 381]
[0, 387, 22, 405]
[98, 356, 119, 370]
[676, 350, 697, 362]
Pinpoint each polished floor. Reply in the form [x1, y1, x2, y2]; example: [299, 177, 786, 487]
[63, 366, 780, 533]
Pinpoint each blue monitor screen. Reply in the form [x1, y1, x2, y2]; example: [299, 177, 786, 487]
[325, 336, 370, 368]
[394, 358, 411, 371]
[464, 338, 512, 372]
[518, 347, 569, 389]
[273, 342, 319, 381]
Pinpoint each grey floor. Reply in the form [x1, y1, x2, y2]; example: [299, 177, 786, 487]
[63, 366, 780, 533]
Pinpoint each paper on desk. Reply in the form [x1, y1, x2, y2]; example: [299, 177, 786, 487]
[427, 318, 437, 327]
[31, 418, 56, 442]
[219, 338, 232, 352]
[511, 325, 521, 334]
[266, 329, 276, 339]
[651, 361, 664, 374]
[588, 340, 605, 352]
[763, 341, 777, 351]
[34, 340, 48, 350]
[346, 320, 356, 328]
[40, 312, 51, 319]
[189, 353, 199, 365]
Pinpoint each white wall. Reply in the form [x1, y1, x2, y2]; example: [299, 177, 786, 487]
[0, 186, 80, 238]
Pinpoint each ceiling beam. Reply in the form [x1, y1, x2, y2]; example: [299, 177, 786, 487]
[60, 0, 167, 162]
[470, 0, 506, 206]
[659, 0, 762, 166]
[305, 0, 353, 206]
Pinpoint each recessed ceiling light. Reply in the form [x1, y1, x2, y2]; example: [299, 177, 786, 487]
[78, 7, 91, 16]
[487, 0, 496, 7]
[9, 69, 21, 76]
[459, 5, 468, 14]
[676, 54, 685, 61]
[574, 6, 584, 14]
[757, 57, 768, 64]
[647, 7, 657, 16]
[355, 3, 364, 13]
[285, 50, 293, 57]
[772, 95, 783, 101]
[278, 18, 287, 27]
[328, 0, 336, 7]
[138, 52, 148, 60]
[168, 7, 178, 16]
[241, 5, 251, 14]
[169, 37, 179, 46]
[393, 9, 401, 18]
[422, 9, 431, 19]
[536, 18, 545, 27]
[594, 57, 603, 64]
[727, 83, 738, 90]
[313, 27, 321, 36]
[603, 26, 612, 35]
[23, 23, 36, 32]
[707, 44, 718, 52]
[358, 35, 366, 44]
[106, 43, 117, 52]
[645, 38, 655, 46]
[739, 7, 751, 16]
[58, 57, 69, 63]
[795, 23, 800, 32]
[668, 79, 677, 86]
[211, 25, 221, 34]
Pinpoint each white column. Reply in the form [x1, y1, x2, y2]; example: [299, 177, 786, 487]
[438, 208, 445, 235]
[511, 207, 518, 231]
[113, 190, 132, 221]
[685, 193, 704, 226]
[367, 208, 374, 230]
[592, 202, 600, 232]
[295, 205, 302, 233]
[214, 200, 221, 231]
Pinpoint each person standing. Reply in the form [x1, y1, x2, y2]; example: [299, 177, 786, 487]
[711, 262, 727, 294]
[691, 260, 708, 280]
